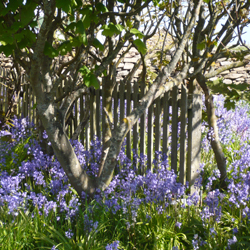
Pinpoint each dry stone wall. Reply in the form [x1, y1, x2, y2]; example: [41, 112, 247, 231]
[1, 48, 250, 86]
[210, 57, 250, 84]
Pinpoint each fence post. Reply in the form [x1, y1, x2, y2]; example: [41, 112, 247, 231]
[187, 93, 202, 194]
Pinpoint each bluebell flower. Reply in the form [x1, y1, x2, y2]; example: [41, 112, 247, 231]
[106, 240, 120, 250]
[175, 222, 182, 229]
[65, 229, 74, 239]
[227, 235, 237, 249]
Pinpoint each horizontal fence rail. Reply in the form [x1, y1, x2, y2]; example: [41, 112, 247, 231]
[0, 66, 202, 191]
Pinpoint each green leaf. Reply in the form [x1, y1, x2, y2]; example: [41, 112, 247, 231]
[14, 33, 25, 42]
[71, 36, 81, 47]
[197, 41, 206, 50]
[31, 103, 37, 110]
[84, 74, 99, 89]
[21, 2, 36, 26]
[96, 2, 108, 13]
[92, 38, 104, 52]
[0, 44, 14, 57]
[6, 0, 23, 12]
[130, 28, 144, 39]
[125, 19, 133, 29]
[56, 0, 71, 13]
[23, 30, 36, 45]
[79, 65, 91, 75]
[80, 6, 93, 29]
[79, 66, 99, 89]
[228, 82, 249, 91]
[79, 33, 87, 46]
[65, 22, 76, 32]
[133, 39, 147, 55]
[116, 24, 125, 33]
[101, 23, 121, 37]
[44, 42, 59, 58]
[76, 20, 85, 34]
[11, 22, 23, 32]
[58, 41, 73, 55]
[87, 74, 99, 89]
[224, 99, 236, 110]
[0, 35, 14, 46]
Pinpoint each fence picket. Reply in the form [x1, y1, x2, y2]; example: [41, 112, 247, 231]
[148, 102, 153, 172]
[113, 84, 118, 132]
[179, 85, 187, 184]
[162, 92, 170, 156]
[171, 86, 178, 174]
[90, 89, 95, 142]
[119, 82, 125, 124]
[139, 81, 146, 157]
[155, 97, 161, 161]
[80, 94, 85, 144]
[132, 82, 139, 166]
[126, 82, 131, 159]
[96, 89, 101, 139]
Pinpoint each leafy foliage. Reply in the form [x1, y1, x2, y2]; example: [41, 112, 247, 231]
[207, 79, 250, 110]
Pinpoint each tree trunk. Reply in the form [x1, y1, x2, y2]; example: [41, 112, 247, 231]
[196, 73, 228, 190]
[35, 96, 97, 196]
[98, 76, 114, 177]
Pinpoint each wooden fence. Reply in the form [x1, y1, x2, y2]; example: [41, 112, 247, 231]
[0, 67, 202, 191]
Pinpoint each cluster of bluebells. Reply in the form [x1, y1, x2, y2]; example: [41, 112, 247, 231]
[0, 95, 250, 248]
[0, 117, 191, 226]
[105, 241, 120, 250]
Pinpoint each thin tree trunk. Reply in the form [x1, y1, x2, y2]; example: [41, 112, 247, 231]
[196, 73, 228, 190]
[98, 76, 114, 177]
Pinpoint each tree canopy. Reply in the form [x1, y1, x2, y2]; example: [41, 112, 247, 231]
[1, 0, 250, 196]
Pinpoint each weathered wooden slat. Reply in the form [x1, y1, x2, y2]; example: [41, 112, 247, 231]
[102, 88, 105, 143]
[155, 97, 161, 161]
[23, 84, 28, 118]
[28, 84, 32, 123]
[74, 99, 78, 137]
[85, 95, 89, 151]
[4, 70, 8, 113]
[162, 91, 170, 156]
[96, 89, 101, 139]
[90, 89, 95, 142]
[147, 102, 153, 172]
[179, 85, 187, 184]
[132, 82, 139, 164]
[33, 94, 37, 125]
[187, 93, 202, 194]
[80, 94, 85, 144]
[171, 86, 178, 174]
[0, 70, 3, 111]
[139, 81, 146, 157]
[113, 84, 118, 132]
[119, 82, 125, 123]
[126, 82, 132, 160]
